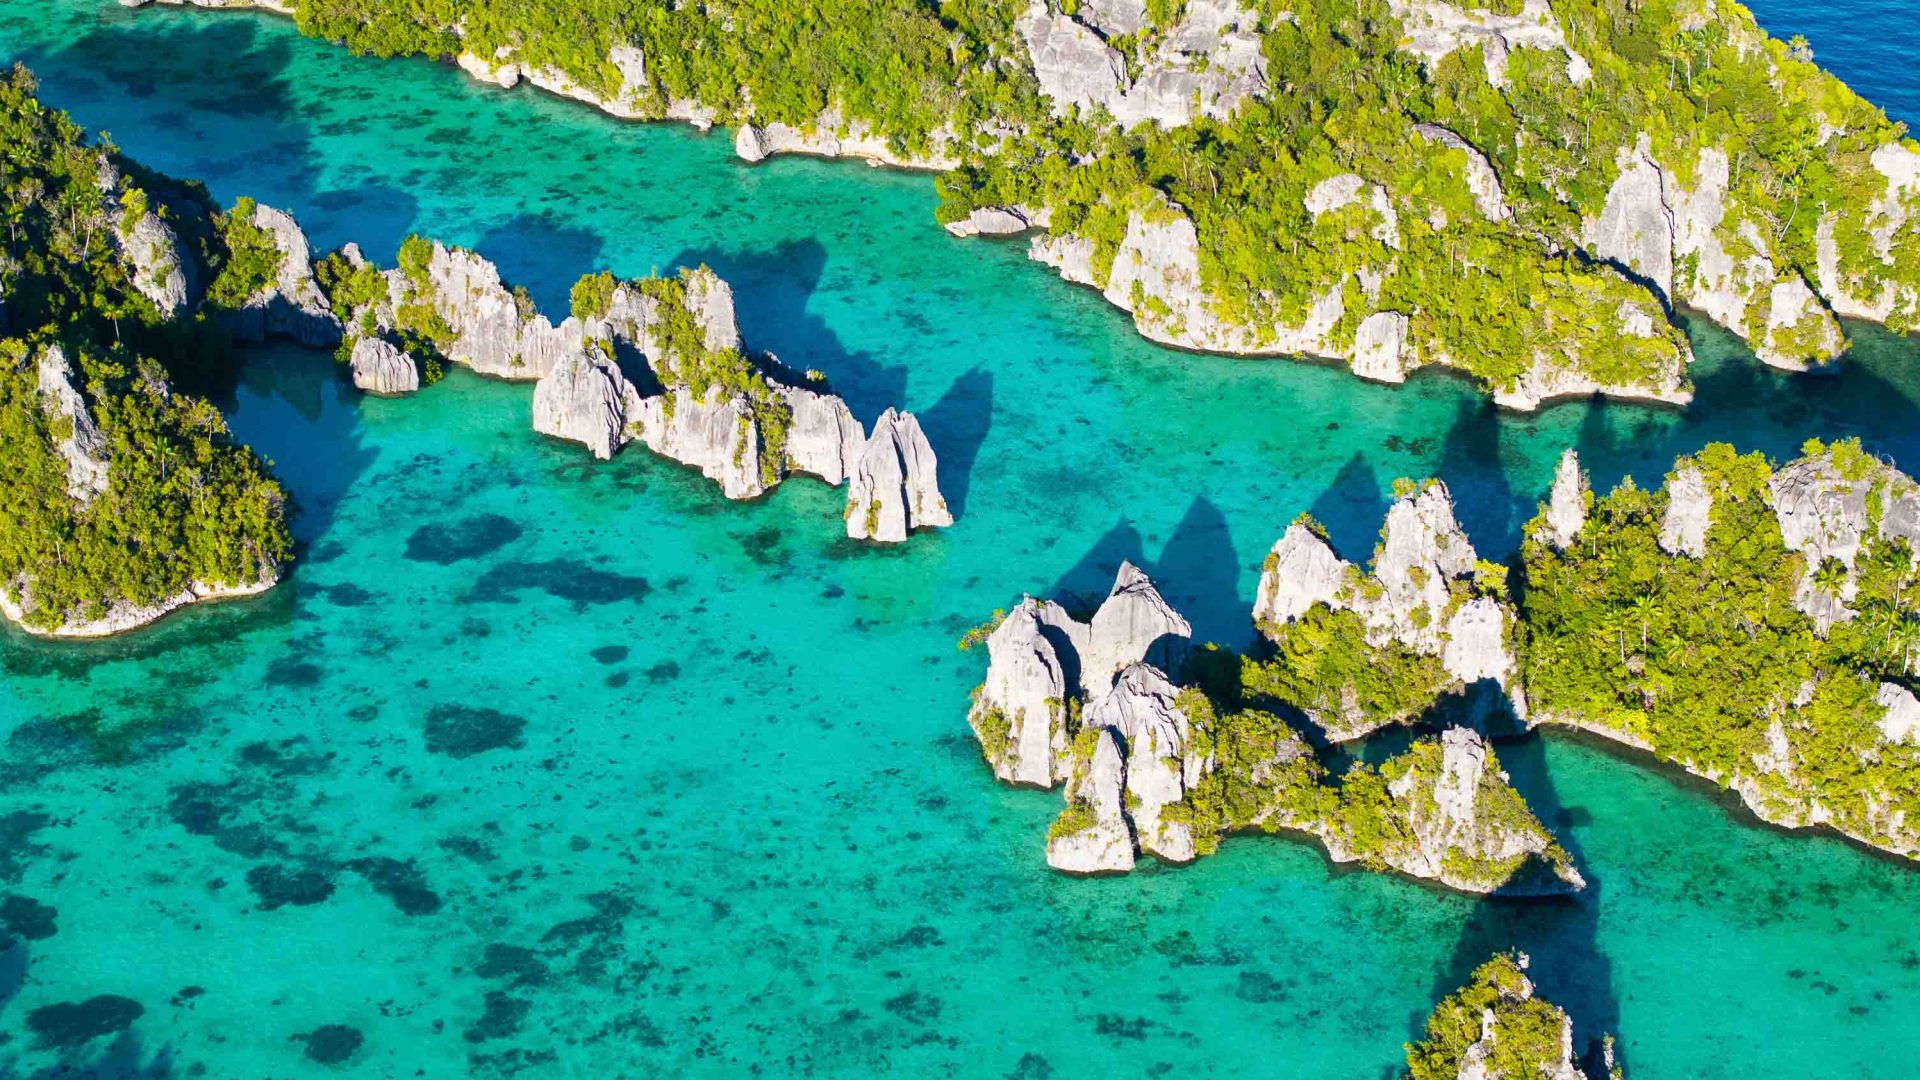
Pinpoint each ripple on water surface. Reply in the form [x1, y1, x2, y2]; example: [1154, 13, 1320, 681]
[2, 1, 1920, 1077]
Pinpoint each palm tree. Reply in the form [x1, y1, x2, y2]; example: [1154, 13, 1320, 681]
[1813, 557, 1850, 599]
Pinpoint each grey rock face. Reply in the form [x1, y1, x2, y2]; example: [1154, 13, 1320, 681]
[1045, 727, 1136, 873]
[1254, 524, 1350, 628]
[417, 242, 575, 380]
[1587, 143, 1675, 302]
[1017, 0, 1267, 130]
[682, 267, 742, 354]
[1381, 727, 1585, 891]
[1877, 683, 1920, 746]
[1086, 663, 1207, 862]
[845, 408, 952, 542]
[348, 337, 419, 395]
[734, 124, 771, 163]
[970, 599, 1071, 787]
[532, 344, 638, 460]
[1082, 562, 1193, 698]
[1542, 448, 1586, 549]
[1363, 481, 1480, 652]
[34, 344, 111, 501]
[732, 109, 959, 169]
[231, 203, 343, 348]
[1441, 597, 1513, 686]
[1390, 0, 1591, 87]
[114, 202, 193, 318]
[1758, 274, 1846, 370]
[1659, 465, 1712, 558]
[1764, 452, 1920, 632]
[777, 384, 865, 486]
[1412, 123, 1509, 221]
[1350, 310, 1409, 383]
[1818, 142, 1920, 323]
[944, 205, 1050, 238]
[1305, 173, 1399, 248]
[632, 386, 765, 499]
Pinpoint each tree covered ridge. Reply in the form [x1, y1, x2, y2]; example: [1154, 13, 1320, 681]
[236, 0, 1920, 402]
[1405, 952, 1621, 1080]
[0, 66, 292, 633]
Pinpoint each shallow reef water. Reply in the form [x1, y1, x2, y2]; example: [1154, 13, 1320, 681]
[3, 1, 1920, 1076]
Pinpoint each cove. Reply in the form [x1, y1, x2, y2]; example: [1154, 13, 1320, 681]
[2, 1, 1920, 1077]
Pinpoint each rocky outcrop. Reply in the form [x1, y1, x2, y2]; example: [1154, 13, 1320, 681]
[1768, 451, 1920, 632]
[1085, 663, 1208, 863]
[456, 42, 654, 120]
[1389, 0, 1592, 87]
[1757, 274, 1847, 371]
[1412, 123, 1509, 221]
[734, 109, 958, 170]
[1587, 142, 1675, 303]
[1878, 683, 1920, 746]
[33, 345, 111, 501]
[531, 344, 639, 460]
[347, 337, 418, 395]
[1016, 0, 1268, 130]
[1255, 482, 1521, 739]
[112, 199, 193, 318]
[1045, 727, 1136, 873]
[404, 242, 578, 380]
[1306, 173, 1400, 249]
[1817, 142, 1920, 324]
[943, 205, 1050, 238]
[1489, 337, 1691, 412]
[970, 563, 1193, 787]
[229, 203, 343, 348]
[844, 408, 952, 542]
[1411, 954, 1615, 1080]
[777, 383, 865, 486]
[631, 386, 766, 499]
[1659, 464, 1712, 558]
[1541, 448, 1586, 549]
[1350, 310, 1410, 384]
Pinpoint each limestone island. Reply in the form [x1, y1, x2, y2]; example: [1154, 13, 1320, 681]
[1406, 952, 1624, 1080]
[138, 0, 1920, 408]
[966, 563, 1584, 894]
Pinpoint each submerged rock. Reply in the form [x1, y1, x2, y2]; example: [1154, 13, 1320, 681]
[844, 409, 952, 542]
[33, 344, 111, 502]
[347, 337, 419, 396]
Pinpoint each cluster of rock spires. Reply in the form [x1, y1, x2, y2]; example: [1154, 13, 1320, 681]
[127, 191, 951, 541]
[1254, 480, 1522, 740]
[967, 562, 1582, 893]
[1016, 0, 1269, 130]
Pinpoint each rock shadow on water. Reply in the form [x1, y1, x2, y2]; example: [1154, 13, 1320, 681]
[920, 367, 993, 519]
[1435, 396, 1518, 557]
[475, 214, 607, 316]
[1042, 496, 1245, 646]
[1425, 733, 1622, 1075]
[1306, 452, 1391, 561]
[670, 239, 908, 425]
[405, 514, 525, 565]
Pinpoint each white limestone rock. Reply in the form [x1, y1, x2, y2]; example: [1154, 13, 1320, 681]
[1086, 663, 1207, 863]
[970, 598, 1072, 787]
[1016, 0, 1268, 130]
[944, 205, 1050, 238]
[844, 408, 952, 542]
[0, 575, 277, 639]
[1350, 310, 1409, 383]
[1586, 142, 1675, 303]
[731, 109, 959, 169]
[1817, 142, 1920, 323]
[1380, 727, 1585, 892]
[777, 383, 865, 486]
[1254, 523, 1351, 628]
[1542, 448, 1586, 549]
[348, 337, 419, 396]
[1082, 562, 1193, 698]
[230, 203, 343, 348]
[1028, 232, 1098, 286]
[632, 386, 766, 499]
[1045, 727, 1136, 874]
[1360, 481, 1480, 652]
[1757, 274, 1846, 371]
[532, 344, 638, 460]
[1659, 464, 1712, 558]
[1877, 683, 1920, 746]
[113, 200, 193, 318]
[681, 267, 742, 354]
[1442, 597, 1513, 687]
[1764, 451, 1920, 632]
[34, 344, 111, 502]
[415, 242, 580, 380]
[1390, 0, 1590, 87]
[1491, 337, 1692, 411]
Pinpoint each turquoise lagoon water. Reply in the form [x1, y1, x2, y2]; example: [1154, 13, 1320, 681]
[3, 2, 1920, 1076]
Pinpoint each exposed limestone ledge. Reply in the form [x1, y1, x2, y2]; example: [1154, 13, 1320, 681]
[734, 110, 958, 171]
[347, 337, 419, 396]
[1816, 141, 1920, 325]
[1539, 448, 1587, 550]
[943, 205, 1052, 239]
[1, 575, 277, 639]
[531, 344, 638, 461]
[1658, 463, 1712, 559]
[844, 408, 953, 542]
[1586, 139, 1675, 303]
[1411, 123, 1510, 221]
[1769, 449, 1920, 633]
[228, 203, 343, 348]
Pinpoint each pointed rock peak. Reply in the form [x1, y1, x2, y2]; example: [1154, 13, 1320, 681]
[681, 267, 741, 354]
[348, 337, 419, 396]
[1083, 563, 1191, 697]
[1410, 953, 1613, 1080]
[971, 596, 1071, 789]
[1659, 463, 1712, 558]
[1254, 520, 1351, 630]
[845, 408, 952, 543]
[1543, 447, 1587, 549]
[1377, 478, 1477, 585]
[34, 344, 111, 501]
[1045, 727, 1135, 875]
